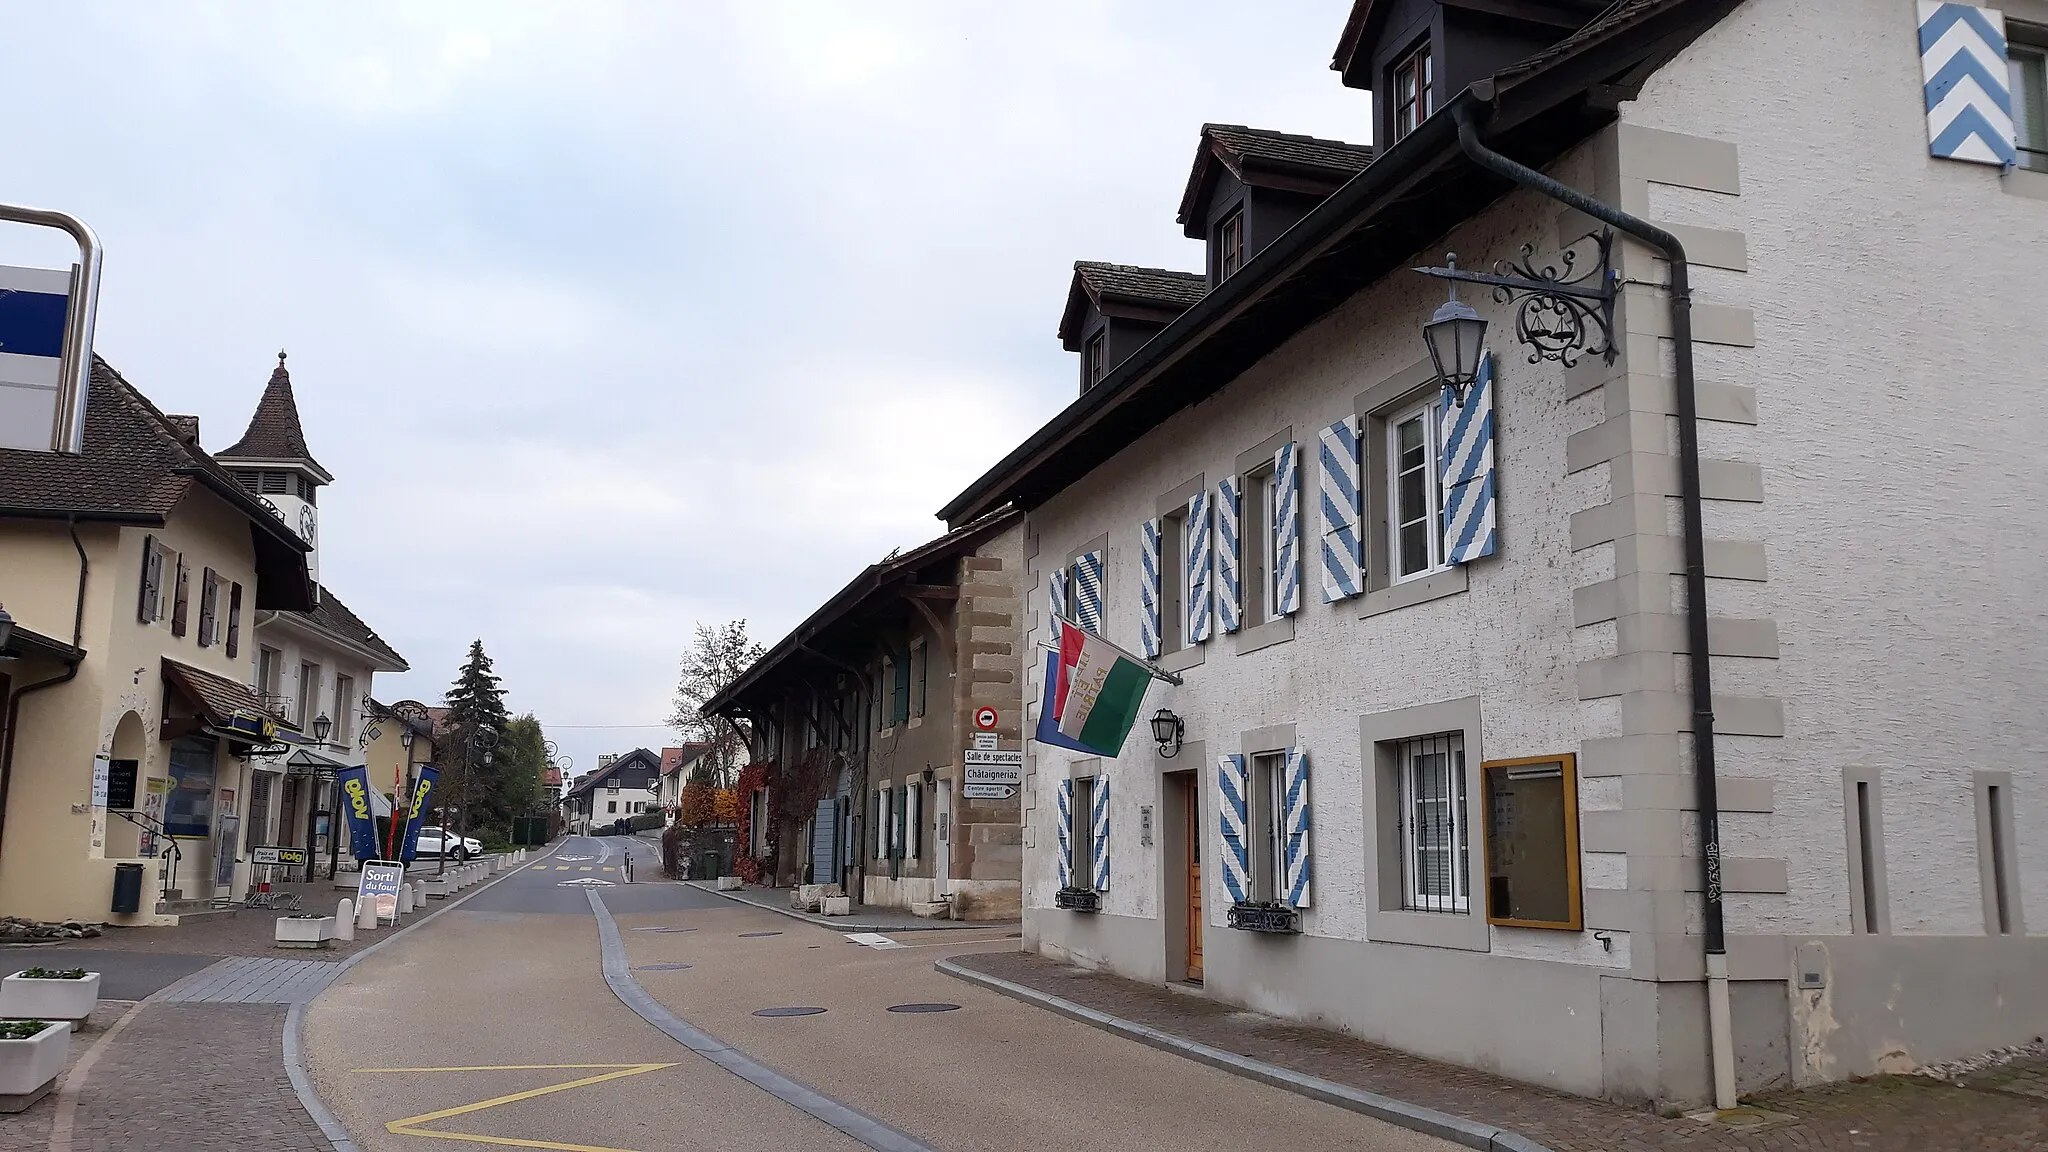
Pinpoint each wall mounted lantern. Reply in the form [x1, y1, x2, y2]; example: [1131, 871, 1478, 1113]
[1414, 230, 1620, 401]
[311, 713, 332, 743]
[1151, 708, 1185, 759]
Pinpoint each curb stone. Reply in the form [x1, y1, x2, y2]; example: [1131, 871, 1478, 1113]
[935, 956, 1557, 1152]
[682, 879, 1019, 934]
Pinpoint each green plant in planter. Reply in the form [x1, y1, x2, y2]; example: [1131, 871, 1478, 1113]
[0, 1020, 52, 1039]
[16, 968, 87, 980]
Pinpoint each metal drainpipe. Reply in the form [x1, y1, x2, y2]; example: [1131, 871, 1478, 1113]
[0, 518, 92, 859]
[1451, 100, 1734, 1110]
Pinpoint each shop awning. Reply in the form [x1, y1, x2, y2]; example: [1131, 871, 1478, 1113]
[160, 658, 296, 747]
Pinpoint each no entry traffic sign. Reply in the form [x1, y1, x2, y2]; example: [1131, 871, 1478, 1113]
[974, 707, 999, 730]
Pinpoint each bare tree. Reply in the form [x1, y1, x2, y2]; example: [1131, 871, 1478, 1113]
[668, 620, 765, 788]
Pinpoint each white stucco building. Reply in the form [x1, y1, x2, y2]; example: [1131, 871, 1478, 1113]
[562, 748, 661, 834]
[939, 0, 2048, 1109]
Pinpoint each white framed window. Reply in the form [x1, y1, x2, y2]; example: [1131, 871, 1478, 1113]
[1387, 396, 1449, 582]
[2013, 41, 2047, 174]
[1248, 752, 1286, 902]
[1070, 776, 1098, 891]
[333, 674, 354, 745]
[296, 661, 319, 728]
[256, 646, 282, 700]
[1397, 732, 1468, 912]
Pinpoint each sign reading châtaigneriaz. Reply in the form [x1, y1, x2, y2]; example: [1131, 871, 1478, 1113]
[962, 748, 1023, 787]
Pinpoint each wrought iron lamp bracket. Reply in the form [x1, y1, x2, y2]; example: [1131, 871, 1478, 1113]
[1415, 229, 1619, 369]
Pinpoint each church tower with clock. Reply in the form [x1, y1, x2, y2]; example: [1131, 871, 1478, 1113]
[217, 352, 331, 603]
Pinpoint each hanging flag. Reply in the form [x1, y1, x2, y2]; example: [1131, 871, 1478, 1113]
[1035, 647, 1098, 755]
[398, 765, 439, 865]
[1050, 621, 1156, 757]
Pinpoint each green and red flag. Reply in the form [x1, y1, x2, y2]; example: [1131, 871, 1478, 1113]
[1043, 620, 1158, 757]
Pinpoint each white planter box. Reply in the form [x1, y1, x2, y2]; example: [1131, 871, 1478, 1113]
[821, 896, 852, 916]
[0, 1020, 71, 1112]
[716, 876, 743, 891]
[426, 879, 453, 899]
[274, 916, 337, 950]
[909, 900, 952, 919]
[0, 972, 99, 1028]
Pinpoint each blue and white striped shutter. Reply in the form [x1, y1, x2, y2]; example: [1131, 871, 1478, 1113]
[1282, 747, 1312, 909]
[1919, 3, 2016, 167]
[1187, 491, 1213, 643]
[1217, 754, 1250, 904]
[1046, 566, 1069, 624]
[1215, 476, 1243, 633]
[1318, 418, 1364, 602]
[1441, 352, 1499, 564]
[1091, 775, 1111, 891]
[1056, 778, 1074, 889]
[1139, 518, 1162, 658]
[1074, 549, 1105, 634]
[1272, 442, 1301, 616]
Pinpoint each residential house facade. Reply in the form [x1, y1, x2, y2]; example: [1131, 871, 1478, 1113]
[0, 358, 314, 922]
[707, 509, 1025, 919]
[562, 747, 661, 833]
[940, 0, 2048, 1108]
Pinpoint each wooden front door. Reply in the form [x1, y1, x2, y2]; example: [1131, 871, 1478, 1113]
[1183, 774, 1203, 982]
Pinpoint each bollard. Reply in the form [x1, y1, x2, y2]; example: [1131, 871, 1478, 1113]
[413, 881, 426, 907]
[398, 886, 413, 915]
[336, 899, 355, 942]
[356, 896, 377, 930]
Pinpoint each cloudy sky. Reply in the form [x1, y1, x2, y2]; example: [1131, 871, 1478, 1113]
[1, 2, 1371, 775]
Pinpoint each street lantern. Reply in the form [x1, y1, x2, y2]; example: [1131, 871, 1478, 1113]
[399, 724, 415, 751]
[1422, 262, 1489, 406]
[1150, 708, 1185, 759]
[311, 713, 332, 743]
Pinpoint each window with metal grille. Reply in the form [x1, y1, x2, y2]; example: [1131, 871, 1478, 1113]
[1396, 733, 1467, 912]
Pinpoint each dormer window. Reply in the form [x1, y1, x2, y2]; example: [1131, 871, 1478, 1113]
[1083, 331, 1108, 391]
[1216, 209, 1246, 280]
[1392, 42, 1434, 140]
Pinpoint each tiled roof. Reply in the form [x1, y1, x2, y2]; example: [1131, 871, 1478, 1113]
[163, 657, 287, 729]
[298, 585, 408, 670]
[562, 748, 661, 800]
[1201, 124, 1377, 175]
[217, 353, 328, 477]
[1492, 0, 1686, 90]
[659, 742, 713, 777]
[0, 357, 206, 521]
[1073, 262, 1207, 309]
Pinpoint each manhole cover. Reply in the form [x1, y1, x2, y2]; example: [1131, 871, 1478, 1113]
[887, 1003, 960, 1013]
[752, 1006, 825, 1017]
[738, 931, 781, 938]
[634, 963, 693, 972]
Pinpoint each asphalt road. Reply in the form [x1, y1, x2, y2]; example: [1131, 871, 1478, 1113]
[302, 835, 1453, 1152]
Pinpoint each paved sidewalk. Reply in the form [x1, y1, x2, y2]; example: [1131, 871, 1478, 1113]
[684, 879, 1021, 933]
[947, 949, 2048, 1152]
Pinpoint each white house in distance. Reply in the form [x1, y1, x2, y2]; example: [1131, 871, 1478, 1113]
[561, 748, 661, 833]
[938, 0, 2048, 1111]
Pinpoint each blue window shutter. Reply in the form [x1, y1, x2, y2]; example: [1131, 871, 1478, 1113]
[1046, 566, 1069, 623]
[1273, 441, 1301, 616]
[1215, 476, 1243, 633]
[1187, 491, 1213, 643]
[1091, 775, 1110, 892]
[1919, 3, 2016, 166]
[1282, 747, 1312, 909]
[1139, 518, 1162, 658]
[1318, 418, 1364, 602]
[1441, 353, 1499, 564]
[1074, 549, 1105, 634]
[1056, 778, 1073, 889]
[1217, 753, 1249, 904]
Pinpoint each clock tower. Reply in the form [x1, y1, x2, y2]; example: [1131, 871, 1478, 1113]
[216, 352, 333, 601]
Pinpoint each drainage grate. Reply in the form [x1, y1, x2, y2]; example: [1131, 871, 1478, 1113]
[738, 931, 782, 938]
[634, 963, 693, 972]
[752, 1006, 826, 1017]
[886, 1003, 960, 1014]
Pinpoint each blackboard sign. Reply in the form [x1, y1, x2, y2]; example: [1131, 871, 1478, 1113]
[105, 759, 139, 811]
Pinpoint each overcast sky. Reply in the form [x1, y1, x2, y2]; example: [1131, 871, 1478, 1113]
[1, 2, 1371, 777]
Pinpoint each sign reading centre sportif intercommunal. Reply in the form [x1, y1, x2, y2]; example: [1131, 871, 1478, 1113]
[963, 748, 1023, 787]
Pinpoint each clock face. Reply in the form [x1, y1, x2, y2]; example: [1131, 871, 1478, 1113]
[298, 505, 318, 545]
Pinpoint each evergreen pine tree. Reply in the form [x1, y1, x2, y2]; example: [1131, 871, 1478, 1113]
[440, 640, 513, 840]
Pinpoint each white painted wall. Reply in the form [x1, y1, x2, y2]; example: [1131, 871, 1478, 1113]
[1621, 0, 2048, 938]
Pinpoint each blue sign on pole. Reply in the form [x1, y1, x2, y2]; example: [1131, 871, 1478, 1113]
[399, 765, 438, 865]
[335, 765, 381, 863]
[0, 264, 75, 453]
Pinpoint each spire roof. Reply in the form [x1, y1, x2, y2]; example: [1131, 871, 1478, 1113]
[217, 351, 330, 481]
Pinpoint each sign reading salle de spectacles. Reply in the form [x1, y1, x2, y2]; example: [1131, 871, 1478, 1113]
[963, 748, 1022, 801]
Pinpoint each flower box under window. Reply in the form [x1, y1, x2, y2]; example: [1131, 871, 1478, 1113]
[1226, 901, 1300, 934]
[1054, 886, 1099, 913]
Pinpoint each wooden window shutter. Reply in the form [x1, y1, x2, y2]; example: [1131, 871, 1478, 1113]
[225, 583, 243, 658]
[170, 557, 190, 637]
[137, 536, 159, 623]
[1138, 518, 1162, 658]
[1272, 441, 1301, 616]
[1441, 353, 1498, 564]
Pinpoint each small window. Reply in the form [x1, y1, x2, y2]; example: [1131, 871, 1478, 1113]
[257, 646, 282, 700]
[1481, 756, 1583, 929]
[1396, 732, 1468, 912]
[910, 641, 928, 719]
[2013, 43, 2048, 174]
[1392, 42, 1435, 141]
[225, 583, 243, 657]
[1240, 462, 1279, 626]
[1387, 396, 1449, 582]
[607, 800, 617, 814]
[1215, 209, 1246, 280]
[1247, 752, 1286, 903]
[1083, 331, 1108, 391]
[1071, 776, 1098, 890]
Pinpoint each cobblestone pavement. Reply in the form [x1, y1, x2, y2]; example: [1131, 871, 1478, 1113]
[0, 1004, 132, 1152]
[65, 1003, 332, 1152]
[950, 950, 2048, 1152]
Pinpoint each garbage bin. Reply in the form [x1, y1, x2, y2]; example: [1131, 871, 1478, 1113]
[698, 851, 719, 881]
[112, 862, 145, 915]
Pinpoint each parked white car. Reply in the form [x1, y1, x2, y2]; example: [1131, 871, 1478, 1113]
[414, 826, 481, 861]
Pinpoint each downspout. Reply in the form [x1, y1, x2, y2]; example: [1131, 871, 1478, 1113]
[1451, 98, 1734, 1111]
[0, 518, 92, 859]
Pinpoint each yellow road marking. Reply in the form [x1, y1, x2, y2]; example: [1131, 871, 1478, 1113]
[579, 866, 592, 872]
[356, 1063, 675, 1151]
[599, 867, 613, 872]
